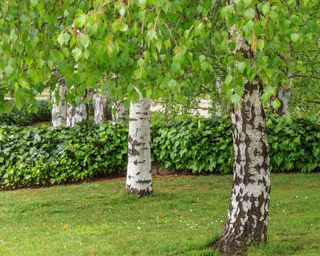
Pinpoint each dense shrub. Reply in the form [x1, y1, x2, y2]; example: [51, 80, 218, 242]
[0, 123, 127, 189]
[152, 115, 320, 174]
[0, 115, 319, 190]
[0, 100, 51, 126]
[152, 116, 233, 174]
[267, 116, 320, 172]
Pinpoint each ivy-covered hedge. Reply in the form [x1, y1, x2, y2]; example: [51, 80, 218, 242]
[0, 100, 51, 126]
[0, 115, 319, 190]
[0, 123, 127, 189]
[152, 115, 320, 174]
[152, 116, 233, 174]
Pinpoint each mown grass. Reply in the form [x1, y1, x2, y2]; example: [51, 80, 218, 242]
[0, 174, 319, 256]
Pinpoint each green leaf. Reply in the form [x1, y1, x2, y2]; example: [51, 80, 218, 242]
[272, 98, 281, 110]
[4, 65, 14, 76]
[261, 2, 271, 15]
[256, 39, 265, 51]
[231, 94, 241, 105]
[119, 7, 126, 16]
[72, 48, 82, 61]
[30, 0, 39, 7]
[119, 23, 128, 32]
[168, 79, 177, 89]
[58, 32, 70, 46]
[79, 34, 90, 48]
[138, 0, 146, 7]
[77, 14, 87, 28]
[237, 62, 247, 73]
[221, 5, 234, 18]
[156, 41, 162, 52]
[225, 74, 233, 86]
[244, 8, 255, 20]
[261, 86, 275, 103]
[290, 33, 300, 42]
[244, 0, 253, 7]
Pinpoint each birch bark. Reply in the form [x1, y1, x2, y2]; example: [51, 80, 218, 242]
[214, 80, 270, 256]
[52, 78, 67, 127]
[66, 92, 88, 127]
[126, 98, 152, 196]
[94, 94, 112, 124]
[112, 101, 126, 124]
[214, 13, 271, 256]
[274, 83, 291, 115]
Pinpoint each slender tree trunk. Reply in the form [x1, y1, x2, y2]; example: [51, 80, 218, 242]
[215, 78, 223, 116]
[66, 92, 88, 127]
[94, 93, 112, 124]
[126, 98, 152, 196]
[274, 83, 291, 115]
[52, 78, 67, 127]
[112, 101, 126, 124]
[214, 80, 270, 256]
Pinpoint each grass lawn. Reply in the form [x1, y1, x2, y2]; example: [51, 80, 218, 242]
[0, 174, 319, 256]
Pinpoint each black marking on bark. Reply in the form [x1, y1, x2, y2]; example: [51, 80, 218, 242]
[214, 78, 270, 256]
[136, 179, 152, 184]
[126, 185, 153, 197]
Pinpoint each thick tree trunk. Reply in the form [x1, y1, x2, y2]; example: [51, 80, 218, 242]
[112, 101, 126, 124]
[126, 98, 152, 196]
[94, 94, 112, 124]
[214, 11, 271, 253]
[52, 78, 67, 127]
[214, 80, 271, 256]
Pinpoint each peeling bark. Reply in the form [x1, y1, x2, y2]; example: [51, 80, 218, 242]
[126, 98, 152, 196]
[52, 78, 67, 127]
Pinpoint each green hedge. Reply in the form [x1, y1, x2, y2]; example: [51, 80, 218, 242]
[152, 116, 233, 174]
[0, 123, 127, 189]
[152, 115, 320, 174]
[0, 115, 319, 190]
[0, 100, 51, 126]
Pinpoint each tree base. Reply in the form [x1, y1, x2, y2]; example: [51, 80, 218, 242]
[126, 186, 153, 197]
[211, 237, 244, 256]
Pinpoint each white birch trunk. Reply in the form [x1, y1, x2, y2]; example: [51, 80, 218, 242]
[112, 101, 126, 124]
[52, 79, 67, 127]
[214, 14, 270, 256]
[126, 98, 152, 196]
[214, 80, 270, 255]
[274, 82, 291, 115]
[94, 94, 109, 124]
[66, 94, 88, 128]
[215, 78, 223, 116]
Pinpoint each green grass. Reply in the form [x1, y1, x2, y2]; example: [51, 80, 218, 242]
[0, 174, 319, 256]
